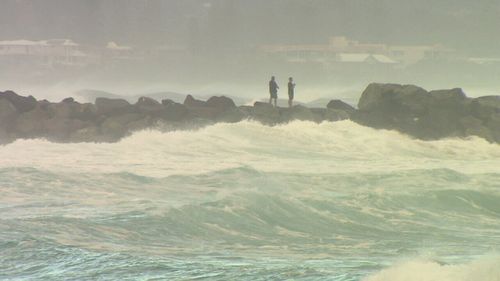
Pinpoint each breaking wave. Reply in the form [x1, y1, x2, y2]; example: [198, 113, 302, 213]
[1, 120, 500, 279]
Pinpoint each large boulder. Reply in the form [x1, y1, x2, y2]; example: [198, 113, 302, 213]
[485, 113, 500, 142]
[12, 106, 51, 138]
[157, 100, 189, 121]
[95, 97, 133, 116]
[155, 99, 189, 122]
[353, 84, 430, 133]
[44, 118, 90, 141]
[206, 96, 236, 111]
[0, 98, 18, 130]
[280, 105, 322, 123]
[183, 95, 219, 120]
[470, 96, 500, 121]
[217, 108, 247, 123]
[183, 95, 207, 107]
[415, 88, 471, 139]
[459, 116, 493, 141]
[251, 102, 280, 124]
[47, 101, 97, 121]
[99, 113, 144, 140]
[0, 90, 37, 113]
[358, 83, 430, 115]
[135, 96, 163, 114]
[428, 88, 470, 114]
[323, 108, 350, 121]
[61, 97, 75, 103]
[327, 99, 356, 113]
[353, 83, 479, 140]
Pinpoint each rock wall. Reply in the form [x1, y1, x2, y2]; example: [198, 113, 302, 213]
[0, 91, 352, 144]
[1, 83, 499, 144]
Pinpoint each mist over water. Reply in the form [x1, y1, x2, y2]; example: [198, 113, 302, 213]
[1, 121, 500, 280]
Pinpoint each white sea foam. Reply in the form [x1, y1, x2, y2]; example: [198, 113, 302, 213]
[1, 120, 500, 177]
[364, 257, 500, 281]
[1, 120, 500, 280]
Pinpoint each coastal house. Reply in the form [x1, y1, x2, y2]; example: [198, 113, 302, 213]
[389, 44, 455, 67]
[259, 36, 455, 68]
[0, 39, 92, 67]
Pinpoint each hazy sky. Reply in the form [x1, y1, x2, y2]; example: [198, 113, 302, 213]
[1, 0, 500, 55]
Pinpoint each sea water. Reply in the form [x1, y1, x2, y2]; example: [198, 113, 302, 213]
[1, 120, 500, 280]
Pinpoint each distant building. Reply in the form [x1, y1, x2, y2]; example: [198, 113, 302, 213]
[104, 41, 138, 62]
[389, 44, 455, 67]
[468, 57, 500, 65]
[259, 36, 456, 67]
[0, 39, 93, 67]
[337, 53, 397, 64]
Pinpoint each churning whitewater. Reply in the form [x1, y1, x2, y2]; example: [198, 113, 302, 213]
[1, 120, 500, 280]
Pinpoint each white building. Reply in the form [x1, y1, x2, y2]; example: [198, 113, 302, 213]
[0, 39, 92, 67]
[260, 36, 456, 67]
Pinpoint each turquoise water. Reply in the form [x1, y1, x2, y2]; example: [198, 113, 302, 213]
[1, 121, 500, 280]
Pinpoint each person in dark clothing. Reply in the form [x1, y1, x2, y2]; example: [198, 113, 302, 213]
[269, 76, 279, 107]
[287, 77, 295, 108]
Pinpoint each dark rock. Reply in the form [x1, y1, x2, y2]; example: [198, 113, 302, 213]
[48, 101, 97, 121]
[428, 88, 470, 113]
[0, 98, 18, 130]
[45, 118, 90, 141]
[281, 105, 322, 123]
[324, 108, 350, 121]
[358, 83, 430, 115]
[183, 95, 222, 120]
[238, 105, 253, 115]
[183, 95, 207, 107]
[97, 111, 154, 140]
[70, 126, 102, 143]
[161, 99, 175, 106]
[136, 96, 163, 114]
[470, 96, 500, 121]
[485, 113, 500, 142]
[12, 106, 51, 138]
[95, 97, 133, 116]
[353, 83, 474, 140]
[128, 116, 154, 132]
[416, 88, 471, 138]
[429, 88, 466, 100]
[157, 102, 189, 121]
[5, 84, 500, 144]
[62, 97, 75, 103]
[0, 90, 37, 113]
[251, 102, 280, 124]
[217, 108, 247, 123]
[206, 96, 236, 111]
[327, 99, 356, 113]
[459, 116, 493, 141]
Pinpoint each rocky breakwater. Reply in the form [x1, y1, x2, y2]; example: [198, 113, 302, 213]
[352, 83, 500, 142]
[3, 83, 498, 144]
[0, 91, 353, 144]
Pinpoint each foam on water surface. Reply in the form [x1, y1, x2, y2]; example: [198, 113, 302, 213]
[1, 120, 500, 280]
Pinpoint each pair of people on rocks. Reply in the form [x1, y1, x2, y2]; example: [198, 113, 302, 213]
[269, 76, 295, 108]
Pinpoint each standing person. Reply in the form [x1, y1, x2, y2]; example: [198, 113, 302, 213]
[269, 76, 279, 107]
[287, 77, 296, 108]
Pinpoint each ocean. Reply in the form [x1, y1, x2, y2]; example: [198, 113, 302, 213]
[1, 120, 500, 280]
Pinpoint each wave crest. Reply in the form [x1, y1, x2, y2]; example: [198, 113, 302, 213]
[364, 257, 500, 281]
